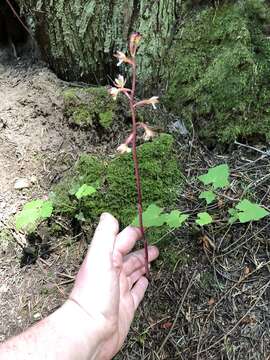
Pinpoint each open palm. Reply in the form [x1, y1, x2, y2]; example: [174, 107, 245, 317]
[69, 213, 159, 359]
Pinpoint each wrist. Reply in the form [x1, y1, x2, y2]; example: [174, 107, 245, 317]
[58, 300, 105, 360]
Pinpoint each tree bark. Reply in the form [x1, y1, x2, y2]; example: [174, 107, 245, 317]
[18, 0, 183, 90]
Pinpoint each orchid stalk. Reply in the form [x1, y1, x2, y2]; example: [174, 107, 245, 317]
[108, 32, 159, 279]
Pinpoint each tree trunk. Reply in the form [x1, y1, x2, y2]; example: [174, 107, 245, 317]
[18, 0, 184, 90]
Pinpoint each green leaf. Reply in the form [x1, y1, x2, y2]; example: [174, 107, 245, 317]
[132, 204, 166, 228]
[69, 183, 80, 196]
[199, 190, 216, 205]
[15, 200, 53, 232]
[198, 164, 230, 189]
[230, 199, 270, 223]
[196, 212, 213, 226]
[165, 210, 189, 228]
[228, 208, 238, 224]
[75, 184, 96, 199]
[75, 212, 86, 222]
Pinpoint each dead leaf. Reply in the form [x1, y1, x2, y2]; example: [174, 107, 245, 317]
[240, 315, 256, 325]
[199, 235, 216, 250]
[217, 198, 224, 208]
[161, 321, 173, 329]
[208, 297, 215, 306]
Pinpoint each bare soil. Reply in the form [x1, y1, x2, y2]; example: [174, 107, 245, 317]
[1, 53, 270, 360]
[0, 54, 89, 341]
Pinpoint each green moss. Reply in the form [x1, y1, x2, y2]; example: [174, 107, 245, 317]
[99, 111, 113, 129]
[63, 86, 115, 128]
[51, 155, 106, 216]
[165, 0, 270, 143]
[73, 106, 92, 126]
[52, 134, 183, 235]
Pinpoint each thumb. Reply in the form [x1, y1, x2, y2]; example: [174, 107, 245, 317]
[90, 213, 119, 260]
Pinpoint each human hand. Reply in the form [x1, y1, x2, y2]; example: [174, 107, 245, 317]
[68, 213, 159, 359]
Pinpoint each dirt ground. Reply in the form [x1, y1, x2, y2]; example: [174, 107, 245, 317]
[0, 48, 87, 340]
[1, 47, 270, 360]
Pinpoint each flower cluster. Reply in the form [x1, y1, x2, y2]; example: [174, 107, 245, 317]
[108, 32, 159, 109]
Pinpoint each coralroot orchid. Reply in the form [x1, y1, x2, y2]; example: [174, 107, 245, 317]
[108, 32, 159, 279]
[116, 143, 132, 154]
[114, 51, 133, 66]
[114, 74, 126, 88]
[134, 96, 159, 110]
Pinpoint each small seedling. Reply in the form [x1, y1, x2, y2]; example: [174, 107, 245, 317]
[132, 204, 165, 228]
[132, 204, 189, 229]
[109, 33, 159, 277]
[15, 199, 53, 233]
[228, 199, 269, 224]
[199, 190, 216, 205]
[15, 184, 97, 232]
[196, 212, 213, 226]
[163, 210, 189, 229]
[198, 164, 230, 190]
[75, 184, 96, 200]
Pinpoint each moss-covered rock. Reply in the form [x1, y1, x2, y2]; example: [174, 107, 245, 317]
[52, 134, 183, 232]
[165, 0, 270, 144]
[63, 87, 115, 128]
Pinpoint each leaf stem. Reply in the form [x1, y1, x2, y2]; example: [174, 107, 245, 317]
[130, 59, 150, 279]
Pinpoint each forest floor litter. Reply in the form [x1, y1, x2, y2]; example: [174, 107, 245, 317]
[1, 56, 270, 359]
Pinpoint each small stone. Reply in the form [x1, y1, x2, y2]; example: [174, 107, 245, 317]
[30, 175, 38, 184]
[14, 178, 30, 190]
[33, 313, 42, 320]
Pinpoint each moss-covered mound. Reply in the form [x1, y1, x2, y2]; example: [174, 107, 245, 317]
[52, 134, 182, 231]
[165, 0, 270, 144]
[63, 87, 116, 128]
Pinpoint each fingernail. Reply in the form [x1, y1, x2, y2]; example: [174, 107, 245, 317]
[100, 212, 109, 221]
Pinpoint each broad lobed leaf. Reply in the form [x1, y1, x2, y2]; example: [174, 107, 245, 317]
[198, 164, 230, 189]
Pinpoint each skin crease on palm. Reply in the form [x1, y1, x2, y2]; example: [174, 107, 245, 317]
[69, 212, 159, 359]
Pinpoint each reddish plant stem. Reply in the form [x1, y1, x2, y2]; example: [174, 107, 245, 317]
[122, 123, 148, 146]
[130, 60, 150, 279]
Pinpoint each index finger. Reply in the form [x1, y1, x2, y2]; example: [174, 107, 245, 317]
[115, 226, 142, 255]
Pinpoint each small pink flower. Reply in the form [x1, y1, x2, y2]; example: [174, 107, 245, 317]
[108, 75, 131, 100]
[134, 96, 159, 109]
[108, 87, 120, 100]
[114, 74, 126, 88]
[129, 32, 142, 57]
[143, 125, 157, 141]
[117, 143, 131, 154]
[114, 51, 133, 66]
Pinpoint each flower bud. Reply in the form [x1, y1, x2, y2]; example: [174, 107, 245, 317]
[134, 96, 159, 109]
[114, 74, 126, 88]
[114, 51, 133, 66]
[108, 87, 120, 100]
[117, 143, 132, 154]
[143, 125, 157, 141]
[129, 32, 142, 57]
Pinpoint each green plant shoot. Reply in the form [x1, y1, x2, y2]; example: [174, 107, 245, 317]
[75, 184, 96, 199]
[199, 190, 216, 205]
[132, 204, 188, 229]
[228, 199, 269, 224]
[196, 212, 213, 226]
[15, 200, 53, 233]
[198, 164, 230, 189]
